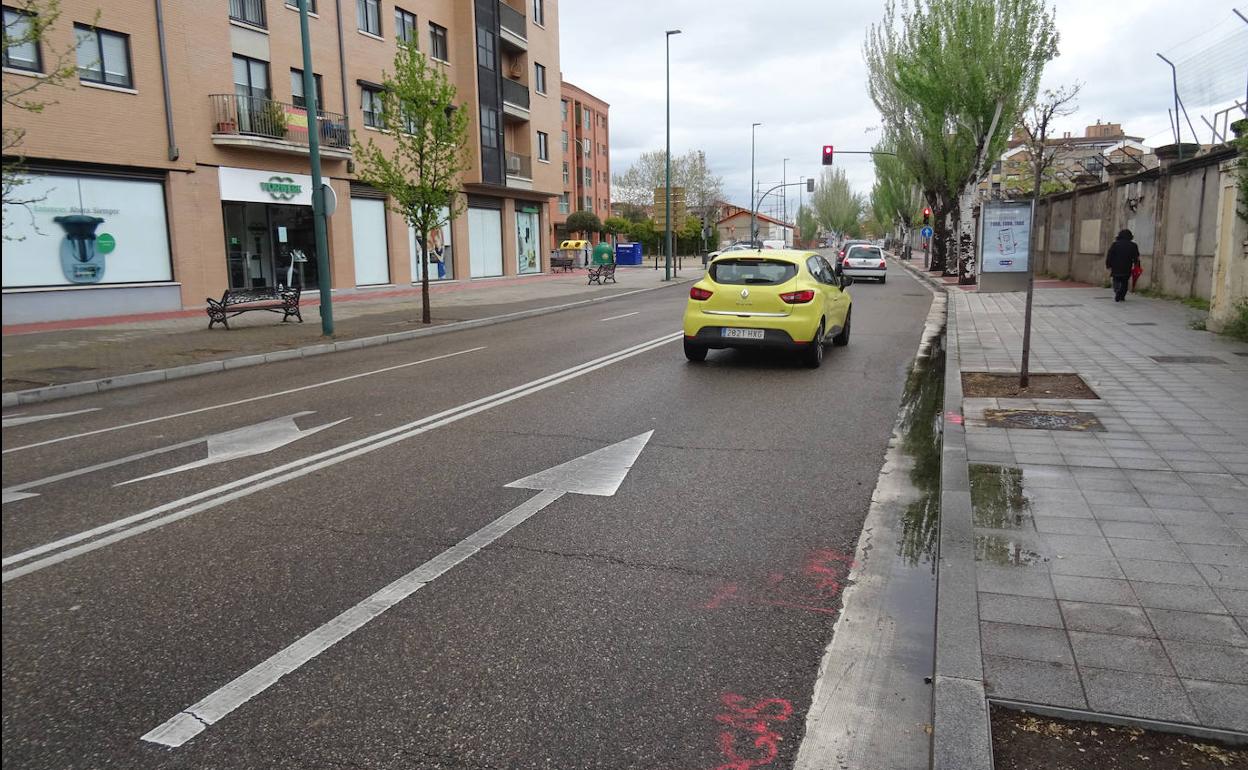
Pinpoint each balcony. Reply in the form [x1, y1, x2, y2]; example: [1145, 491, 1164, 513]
[498, 2, 527, 51]
[501, 79, 530, 122]
[210, 93, 352, 160]
[505, 151, 533, 189]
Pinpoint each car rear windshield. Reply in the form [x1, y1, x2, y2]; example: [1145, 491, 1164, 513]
[711, 258, 798, 285]
[847, 246, 882, 259]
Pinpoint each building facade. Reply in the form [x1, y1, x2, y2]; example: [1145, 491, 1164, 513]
[2, 0, 563, 324]
[552, 79, 608, 244]
[715, 210, 792, 247]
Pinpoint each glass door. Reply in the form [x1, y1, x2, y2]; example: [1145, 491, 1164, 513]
[269, 204, 318, 289]
[222, 202, 276, 290]
[232, 54, 270, 135]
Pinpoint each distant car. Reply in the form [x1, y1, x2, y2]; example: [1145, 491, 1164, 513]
[706, 241, 760, 260]
[841, 244, 887, 283]
[682, 249, 853, 368]
[837, 239, 872, 264]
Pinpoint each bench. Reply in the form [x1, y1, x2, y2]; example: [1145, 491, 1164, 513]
[550, 256, 577, 272]
[206, 286, 302, 330]
[587, 262, 617, 285]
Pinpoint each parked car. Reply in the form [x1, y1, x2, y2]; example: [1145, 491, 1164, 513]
[682, 250, 853, 368]
[841, 244, 887, 283]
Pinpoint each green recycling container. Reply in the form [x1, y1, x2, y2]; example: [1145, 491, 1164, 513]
[592, 242, 614, 266]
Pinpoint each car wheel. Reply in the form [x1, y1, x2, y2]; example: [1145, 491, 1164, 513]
[879, 276, 887, 284]
[683, 338, 708, 362]
[803, 324, 825, 368]
[832, 309, 851, 347]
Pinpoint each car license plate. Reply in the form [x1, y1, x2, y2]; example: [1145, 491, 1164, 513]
[723, 328, 764, 340]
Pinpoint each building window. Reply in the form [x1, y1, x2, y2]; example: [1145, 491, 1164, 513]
[561, 99, 567, 122]
[233, 54, 268, 98]
[581, 106, 590, 129]
[429, 22, 448, 61]
[356, 0, 381, 36]
[480, 105, 498, 149]
[582, 195, 592, 210]
[534, 62, 546, 94]
[229, 0, 266, 27]
[533, 0, 545, 26]
[558, 193, 569, 214]
[3, 6, 41, 72]
[285, 0, 318, 13]
[476, 27, 494, 71]
[75, 24, 132, 88]
[290, 69, 323, 110]
[583, 140, 590, 157]
[562, 162, 569, 185]
[561, 130, 568, 153]
[583, 168, 591, 185]
[395, 7, 417, 47]
[362, 85, 383, 128]
[537, 131, 549, 161]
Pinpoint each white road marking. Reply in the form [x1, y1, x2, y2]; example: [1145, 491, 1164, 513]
[1, 334, 679, 581]
[2, 491, 40, 505]
[2, 408, 101, 428]
[143, 431, 654, 748]
[116, 413, 348, 486]
[599, 311, 640, 322]
[1, 348, 484, 456]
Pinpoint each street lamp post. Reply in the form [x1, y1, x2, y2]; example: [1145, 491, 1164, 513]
[664, 29, 681, 281]
[782, 157, 789, 246]
[750, 122, 761, 247]
[297, 0, 333, 336]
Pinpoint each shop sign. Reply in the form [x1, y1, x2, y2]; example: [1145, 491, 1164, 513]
[260, 176, 303, 201]
[218, 166, 314, 206]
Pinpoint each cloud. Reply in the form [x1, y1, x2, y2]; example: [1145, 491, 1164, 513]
[559, 0, 1246, 214]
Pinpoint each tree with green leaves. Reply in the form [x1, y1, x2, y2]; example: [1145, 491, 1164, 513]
[811, 167, 864, 237]
[865, 0, 1058, 276]
[870, 132, 924, 253]
[3, 0, 88, 233]
[797, 205, 819, 244]
[564, 210, 602, 238]
[353, 44, 470, 324]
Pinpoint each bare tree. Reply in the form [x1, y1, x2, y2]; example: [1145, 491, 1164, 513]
[1017, 83, 1080, 387]
[611, 149, 724, 218]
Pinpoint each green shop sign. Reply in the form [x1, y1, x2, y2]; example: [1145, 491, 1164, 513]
[260, 176, 303, 201]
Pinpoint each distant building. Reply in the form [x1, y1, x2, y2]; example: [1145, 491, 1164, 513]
[554, 80, 609, 243]
[715, 210, 793, 246]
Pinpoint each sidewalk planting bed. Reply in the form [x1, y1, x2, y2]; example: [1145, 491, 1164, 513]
[962, 371, 1098, 399]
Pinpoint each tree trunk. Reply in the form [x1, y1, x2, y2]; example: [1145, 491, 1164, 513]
[418, 218, 431, 325]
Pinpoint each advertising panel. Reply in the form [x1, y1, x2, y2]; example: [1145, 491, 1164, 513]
[409, 207, 453, 281]
[980, 201, 1032, 273]
[516, 208, 540, 274]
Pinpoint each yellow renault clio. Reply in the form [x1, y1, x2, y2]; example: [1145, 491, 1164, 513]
[683, 250, 853, 367]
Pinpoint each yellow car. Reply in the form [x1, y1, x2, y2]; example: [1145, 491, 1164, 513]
[682, 250, 853, 368]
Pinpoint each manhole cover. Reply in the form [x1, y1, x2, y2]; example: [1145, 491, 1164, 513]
[1149, 355, 1225, 365]
[1126, 322, 1156, 326]
[1035, 304, 1082, 308]
[984, 409, 1106, 432]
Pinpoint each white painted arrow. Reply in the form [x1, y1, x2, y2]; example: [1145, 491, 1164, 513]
[2, 408, 100, 428]
[142, 430, 654, 749]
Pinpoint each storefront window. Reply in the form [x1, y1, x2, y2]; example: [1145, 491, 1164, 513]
[409, 207, 454, 281]
[222, 202, 318, 290]
[516, 207, 540, 274]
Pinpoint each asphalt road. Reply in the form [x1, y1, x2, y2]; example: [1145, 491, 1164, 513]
[2, 257, 934, 769]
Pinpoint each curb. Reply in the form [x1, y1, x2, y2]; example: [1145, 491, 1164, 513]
[2, 278, 695, 408]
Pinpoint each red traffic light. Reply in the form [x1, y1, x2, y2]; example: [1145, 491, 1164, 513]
[922, 207, 932, 217]
[821, 145, 834, 165]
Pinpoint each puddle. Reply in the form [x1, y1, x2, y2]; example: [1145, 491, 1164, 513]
[974, 534, 1048, 566]
[897, 333, 945, 568]
[969, 464, 1032, 529]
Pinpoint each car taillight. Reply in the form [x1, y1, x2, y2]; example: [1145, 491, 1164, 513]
[780, 289, 816, 304]
[879, 260, 887, 268]
[690, 286, 713, 300]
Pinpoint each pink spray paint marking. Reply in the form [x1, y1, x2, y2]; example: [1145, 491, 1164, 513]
[945, 410, 964, 425]
[703, 549, 857, 616]
[710, 693, 794, 770]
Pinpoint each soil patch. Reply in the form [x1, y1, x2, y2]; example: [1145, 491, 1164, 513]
[991, 706, 1248, 770]
[963, 371, 1098, 399]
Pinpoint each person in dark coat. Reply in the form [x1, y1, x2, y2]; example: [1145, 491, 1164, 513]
[1105, 229, 1141, 302]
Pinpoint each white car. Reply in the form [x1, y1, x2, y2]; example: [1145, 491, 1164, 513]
[707, 241, 760, 260]
[840, 244, 887, 283]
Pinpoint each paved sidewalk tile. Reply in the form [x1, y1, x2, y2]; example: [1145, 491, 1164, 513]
[983, 655, 1086, 709]
[1182, 680, 1248, 732]
[1059, 601, 1153, 637]
[1081, 668, 1198, 723]
[1068, 631, 1175, 675]
[1145, 609, 1248, 647]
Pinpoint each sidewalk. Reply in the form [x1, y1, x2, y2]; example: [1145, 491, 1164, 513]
[920, 264, 1248, 766]
[1, 265, 698, 395]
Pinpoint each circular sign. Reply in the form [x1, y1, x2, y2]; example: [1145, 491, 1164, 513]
[920, 226, 934, 239]
[95, 233, 117, 254]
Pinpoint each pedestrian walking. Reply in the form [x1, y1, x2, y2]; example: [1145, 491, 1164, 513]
[1105, 229, 1141, 302]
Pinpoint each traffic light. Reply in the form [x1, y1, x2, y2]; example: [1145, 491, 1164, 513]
[821, 145, 834, 165]
[922, 206, 932, 224]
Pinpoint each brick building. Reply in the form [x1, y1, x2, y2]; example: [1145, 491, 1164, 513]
[1, 0, 564, 324]
[553, 79, 608, 244]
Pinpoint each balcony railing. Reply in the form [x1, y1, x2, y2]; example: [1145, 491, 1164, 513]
[211, 93, 350, 151]
[502, 78, 529, 110]
[499, 2, 526, 40]
[505, 151, 532, 179]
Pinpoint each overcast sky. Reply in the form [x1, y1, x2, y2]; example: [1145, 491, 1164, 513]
[559, 0, 1248, 218]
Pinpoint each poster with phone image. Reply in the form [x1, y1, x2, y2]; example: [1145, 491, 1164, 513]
[980, 201, 1032, 273]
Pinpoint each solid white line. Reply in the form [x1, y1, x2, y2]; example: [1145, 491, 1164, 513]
[2, 408, 101, 428]
[1, 333, 681, 580]
[141, 487, 565, 747]
[599, 311, 640, 322]
[1, 348, 485, 456]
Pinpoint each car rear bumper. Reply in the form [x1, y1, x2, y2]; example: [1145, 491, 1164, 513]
[685, 328, 807, 349]
[843, 266, 887, 278]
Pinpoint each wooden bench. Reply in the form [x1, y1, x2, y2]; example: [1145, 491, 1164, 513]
[549, 256, 577, 272]
[206, 286, 302, 330]
[587, 262, 617, 285]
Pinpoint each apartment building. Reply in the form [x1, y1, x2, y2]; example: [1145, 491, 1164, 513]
[1, 0, 562, 324]
[553, 79, 608, 244]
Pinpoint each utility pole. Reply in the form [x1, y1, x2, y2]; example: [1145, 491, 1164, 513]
[782, 158, 789, 246]
[664, 29, 681, 280]
[750, 122, 762, 246]
[298, 0, 333, 336]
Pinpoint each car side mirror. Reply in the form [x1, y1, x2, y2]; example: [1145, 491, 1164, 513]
[840, 275, 854, 288]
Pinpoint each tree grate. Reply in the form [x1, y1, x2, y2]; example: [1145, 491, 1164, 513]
[983, 409, 1106, 432]
[1148, 355, 1226, 365]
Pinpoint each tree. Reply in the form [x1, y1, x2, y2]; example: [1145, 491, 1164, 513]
[612, 149, 724, 220]
[1016, 83, 1079, 388]
[870, 132, 924, 253]
[811, 167, 863, 236]
[565, 210, 602, 238]
[603, 216, 631, 237]
[3, 0, 88, 235]
[354, 42, 470, 324]
[797, 205, 819, 244]
[865, 0, 1058, 277]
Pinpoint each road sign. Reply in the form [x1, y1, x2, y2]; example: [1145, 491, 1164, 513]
[921, 226, 934, 239]
[143, 431, 656, 748]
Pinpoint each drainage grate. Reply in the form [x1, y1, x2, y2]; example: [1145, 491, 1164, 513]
[1149, 355, 1226, 365]
[1126, 322, 1157, 326]
[1035, 303, 1082, 308]
[983, 409, 1107, 432]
